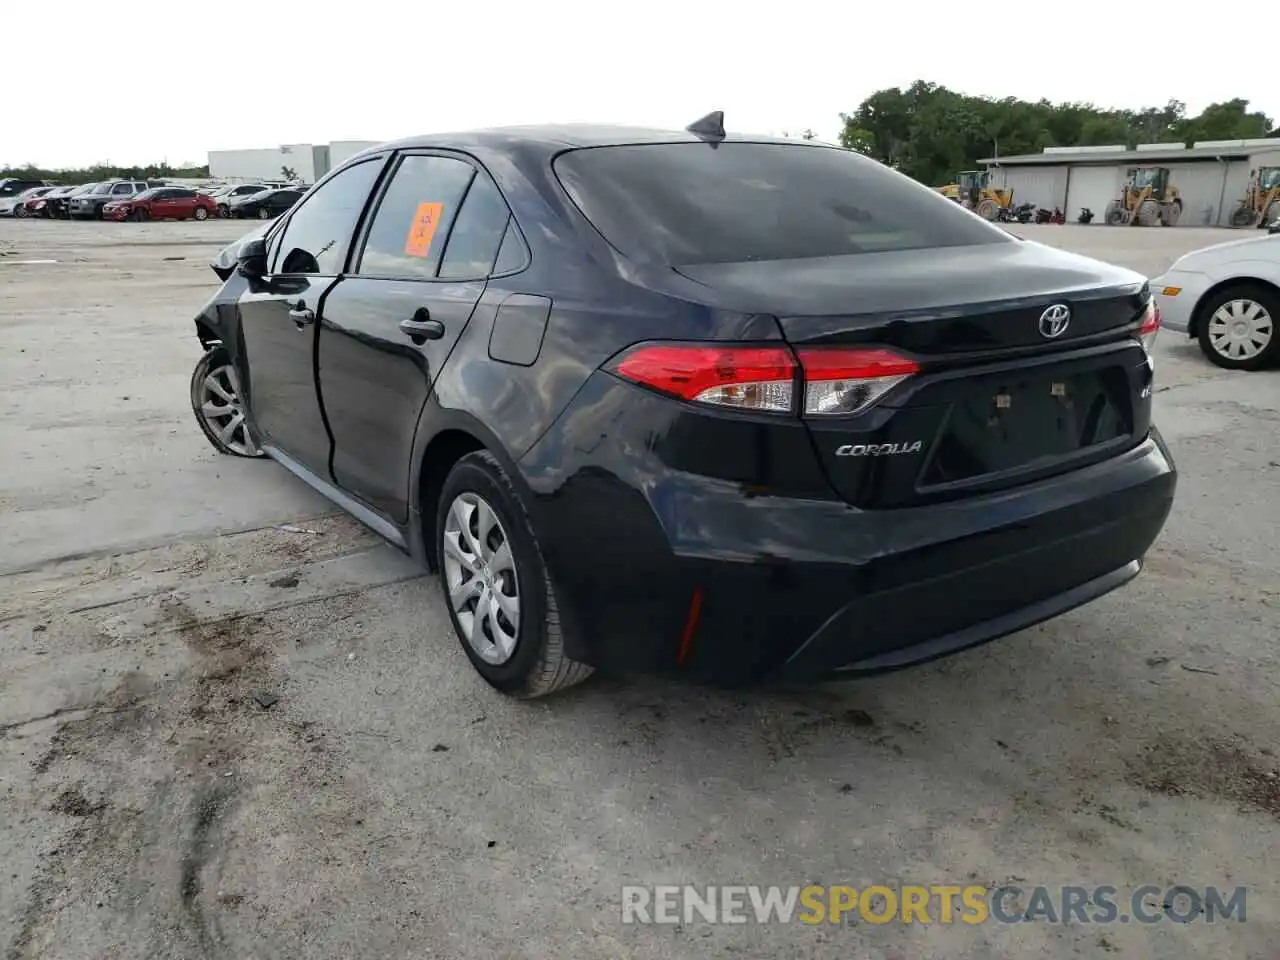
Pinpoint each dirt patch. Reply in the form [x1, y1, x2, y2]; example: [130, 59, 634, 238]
[1127, 736, 1280, 818]
[49, 786, 107, 819]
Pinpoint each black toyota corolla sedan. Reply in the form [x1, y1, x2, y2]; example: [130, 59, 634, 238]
[188, 115, 1176, 698]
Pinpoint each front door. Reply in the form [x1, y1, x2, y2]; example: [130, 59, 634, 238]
[319, 153, 515, 522]
[149, 189, 175, 219]
[235, 156, 389, 475]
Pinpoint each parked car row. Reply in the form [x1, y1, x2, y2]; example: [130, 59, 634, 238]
[0, 179, 309, 222]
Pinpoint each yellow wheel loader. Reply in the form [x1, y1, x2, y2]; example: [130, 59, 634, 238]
[1229, 167, 1280, 228]
[934, 170, 1013, 221]
[1104, 167, 1182, 227]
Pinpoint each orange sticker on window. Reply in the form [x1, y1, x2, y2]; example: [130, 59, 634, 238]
[404, 202, 445, 258]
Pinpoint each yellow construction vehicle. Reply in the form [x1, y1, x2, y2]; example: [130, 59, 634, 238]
[1229, 167, 1280, 228]
[934, 170, 1013, 220]
[1104, 167, 1182, 227]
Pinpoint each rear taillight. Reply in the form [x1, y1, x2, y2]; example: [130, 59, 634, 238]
[608, 343, 919, 417]
[796, 347, 920, 416]
[612, 344, 797, 413]
[1137, 299, 1160, 354]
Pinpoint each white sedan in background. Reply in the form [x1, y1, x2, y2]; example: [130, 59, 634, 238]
[1152, 234, 1280, 370]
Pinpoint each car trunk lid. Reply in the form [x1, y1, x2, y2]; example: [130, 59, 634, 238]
[670, 243, 1154, 508]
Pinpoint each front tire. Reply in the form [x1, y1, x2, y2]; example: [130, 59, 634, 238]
[193, 206, 209, 221]
[1196, 283, 1279, 370]
[190, 347, 264, 457]
[437, 451, 592, 698]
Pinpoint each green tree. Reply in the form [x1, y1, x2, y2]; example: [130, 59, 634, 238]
[0, 161, 210, 184]
[839, 83, 1275, 185]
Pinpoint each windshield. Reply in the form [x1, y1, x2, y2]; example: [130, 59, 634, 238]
[90, 183, 113, 195]
[553, 142, 1011, 265]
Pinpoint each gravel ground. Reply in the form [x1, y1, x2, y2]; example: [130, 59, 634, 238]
[1, 219, 1277, 959]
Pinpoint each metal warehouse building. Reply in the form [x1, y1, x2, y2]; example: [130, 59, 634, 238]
[981, 138, 1280, 226]
[208, 140, 382, 184]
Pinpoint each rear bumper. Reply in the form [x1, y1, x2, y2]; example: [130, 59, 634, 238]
[524, 404, 1176, 684]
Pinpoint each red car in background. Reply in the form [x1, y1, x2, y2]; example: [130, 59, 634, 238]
[103, 187, 218, 222]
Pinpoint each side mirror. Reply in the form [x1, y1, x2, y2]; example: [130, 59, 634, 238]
[236, 238, 268, 278]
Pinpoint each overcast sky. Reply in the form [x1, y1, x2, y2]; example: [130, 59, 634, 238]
[5, 0, 1276, 170]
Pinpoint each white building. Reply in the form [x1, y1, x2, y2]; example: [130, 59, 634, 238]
[207, 140, 384, 184]
[328, 140, 382, 167]
[981, 138, 1280, 226]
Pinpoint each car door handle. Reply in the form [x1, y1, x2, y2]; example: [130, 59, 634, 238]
[399, 315, 445, 342]
[286, 300, 315, 327]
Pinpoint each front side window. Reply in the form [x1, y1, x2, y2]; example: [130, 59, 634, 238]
[356, 154, 476, 280]
[553, 142, 1012, 266]
[271, 159, 383, 275]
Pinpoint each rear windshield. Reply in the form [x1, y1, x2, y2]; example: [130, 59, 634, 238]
[552, 142, 1011, 265]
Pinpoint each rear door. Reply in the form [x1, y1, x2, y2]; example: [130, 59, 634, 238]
[170, 188, 197, 217]
[236, 156, 388, 473]
[318, 152, 511, 522]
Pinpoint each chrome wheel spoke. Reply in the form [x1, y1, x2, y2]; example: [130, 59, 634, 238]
[474, 499, 497, 561]
[217, 412, 244, 445]
[471, 586, 493, 640]
[450, 574, 483, 611]
[442, 531, 478, 574]
[492, 586, 519, 622]
[205, 375, 235, 403]
[489, 541, 513, 578]
[202, 403, 229, 418]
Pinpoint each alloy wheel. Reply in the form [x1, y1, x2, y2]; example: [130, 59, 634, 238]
[441, 492, 521, 665]
[197, 363, 260, 456]
[1207, 299, 1274, 361]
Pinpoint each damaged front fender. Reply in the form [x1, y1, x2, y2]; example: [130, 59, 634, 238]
[196, 221, 275, 353]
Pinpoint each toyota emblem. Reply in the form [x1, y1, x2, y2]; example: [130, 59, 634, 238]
[1038, 303, 1071, 339]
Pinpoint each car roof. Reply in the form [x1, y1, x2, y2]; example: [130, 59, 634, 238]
[367, 123, 817, 158]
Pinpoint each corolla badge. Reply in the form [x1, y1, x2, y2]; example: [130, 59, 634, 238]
[835, 441, 923, 457]
[1038, 303, 1072, 339]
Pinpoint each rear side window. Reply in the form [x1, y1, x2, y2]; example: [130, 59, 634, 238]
[553, 142, 1012, 265]
[356, 154, 476, 280]
[271, 158, 383, 275]
[438, 173, 511, 280]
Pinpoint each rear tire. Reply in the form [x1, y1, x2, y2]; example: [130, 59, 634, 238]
[190, 347, 265, 457]
[1195, 283, 1279, 371]
[1105, 204, 1127, 226]
[257, 207, 271, 220]
[193, 206, 209, 221]
[975, 198, 999, 220]
[436, 451, 593, 698]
